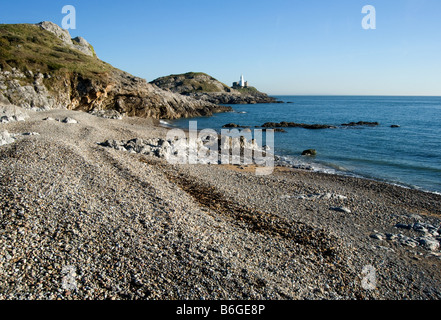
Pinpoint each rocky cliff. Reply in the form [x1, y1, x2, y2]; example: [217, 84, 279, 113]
[150, 72, 280, 104]
[0, 22, 231, 119]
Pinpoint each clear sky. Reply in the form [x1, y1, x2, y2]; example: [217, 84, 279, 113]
[1, 0, 440, 95]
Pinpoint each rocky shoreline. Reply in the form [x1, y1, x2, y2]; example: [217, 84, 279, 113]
[0, 22, 231, 120]
[1, 109, 440, 300]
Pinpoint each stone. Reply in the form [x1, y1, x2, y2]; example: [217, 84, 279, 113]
[72, 37, 95, 57]
[386, 233, 399, 241]
[89, 109, 123, 120]
[413, 222, 436, 234]
[223, 123, 244, 128]
[418, 237, 440, 252]
[0, 131, 15, 146]
[100, 133, 269, 165]
[398, 235, 419, 248]
[331, 207, 351, 214]
[370, 233, 385, 241]
[302, 149, 317, 156]
[0, 105, 29, 123]
[395, 223, 412, 230]
[61, 117, 78, 124]
[21, 132, 39, 136]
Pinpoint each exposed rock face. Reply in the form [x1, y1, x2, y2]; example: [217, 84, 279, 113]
[0, 105, 29, 123]
[151, 72, 279, 104]
[0, 68, 230, 119]
[0, 22, 231, 120]
[72, 37, 95, 57]
[57, 70, 231, 119]
[37, 21, 72, 45]
[188, 92, 279, 105]
[0, 68, 57, 110]
[37, 21, 95, 57]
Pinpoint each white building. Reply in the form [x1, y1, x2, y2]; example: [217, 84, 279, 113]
[233, 75, 248, 88]
[239, 75, 245, 87]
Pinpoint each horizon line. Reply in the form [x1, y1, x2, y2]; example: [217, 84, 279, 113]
[267, 94, 441, 97]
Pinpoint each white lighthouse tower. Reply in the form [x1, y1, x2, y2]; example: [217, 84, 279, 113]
[232, 75, 248, 88]
[239, 75, 245, 87]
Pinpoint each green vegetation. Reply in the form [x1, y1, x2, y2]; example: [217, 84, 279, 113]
[0, 23, 113, 84]
[156, 72, 232, 93]
[234, 86, 259, 94]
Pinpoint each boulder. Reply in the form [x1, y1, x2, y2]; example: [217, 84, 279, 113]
[223, 123, 242, 128]
[417, 237, 440, 251]
[0, 131, 15, 146]
[72, 36, 95, 57]
[331, 207, 352, 214]
[61, 117, 78, 124]
[37, 21, 72, 44]
[302, 149, 317, 156]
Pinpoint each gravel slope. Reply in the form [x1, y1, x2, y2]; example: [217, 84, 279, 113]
[0, 110, 440, 300]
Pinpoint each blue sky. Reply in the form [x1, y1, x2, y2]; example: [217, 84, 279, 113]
[1, 0, 440, 95]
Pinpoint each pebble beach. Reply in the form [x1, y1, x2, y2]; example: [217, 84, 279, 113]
[1, 109, 441, 300]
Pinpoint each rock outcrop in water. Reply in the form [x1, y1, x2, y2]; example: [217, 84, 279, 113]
[0, 22, 231, 119]
[150, 72, 280, 105]
[341, 121, 379, 127]
[262, 122, 337, 130]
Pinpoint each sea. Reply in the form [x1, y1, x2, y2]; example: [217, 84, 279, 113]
[168, 96, 441, 194]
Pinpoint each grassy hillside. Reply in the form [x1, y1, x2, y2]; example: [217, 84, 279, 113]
[0, 24, 112, 83]
[234, 86, 259, 94]
[151, 72, 233, 94]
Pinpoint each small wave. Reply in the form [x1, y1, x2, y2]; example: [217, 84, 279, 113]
[159, 120, 173, 127]
[276, 155, 338, 175]
[277, 155, 441, 195]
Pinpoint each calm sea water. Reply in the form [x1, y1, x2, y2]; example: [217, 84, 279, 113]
[169, 96, 441, 194]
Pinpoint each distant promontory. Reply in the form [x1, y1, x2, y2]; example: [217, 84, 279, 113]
[150, 72, 280, 105]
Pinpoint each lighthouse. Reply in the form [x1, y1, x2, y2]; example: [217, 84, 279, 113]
[239, 75, 245, 87]
[233, 75, 248, 89]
